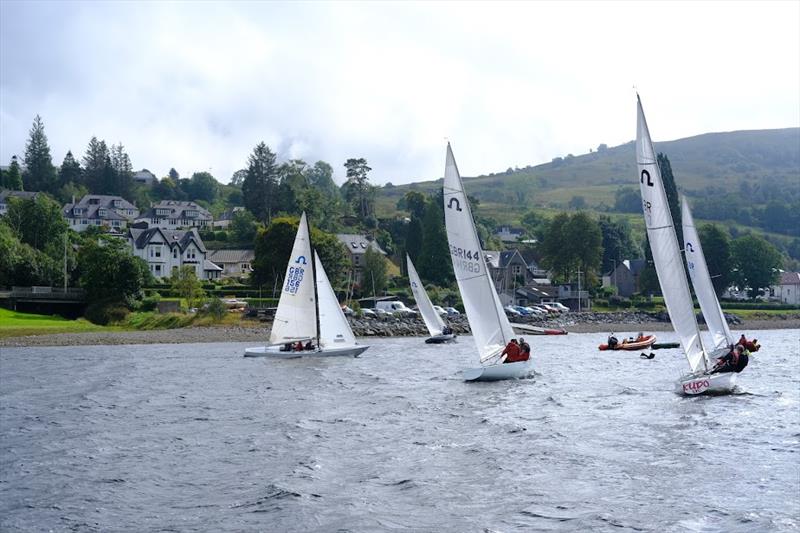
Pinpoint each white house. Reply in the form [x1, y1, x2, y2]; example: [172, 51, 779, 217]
[771, 272, 800, 305]
[206, 249, 254, 278]
[133, 169, 158, 187]
[128, 226, 220, 280]
[135, 200, 213, 230]
[63, 194, 139, 232]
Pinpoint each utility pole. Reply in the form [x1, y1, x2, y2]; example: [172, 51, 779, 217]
[63, 231, 68, 291]
[577, 268, 582, 312]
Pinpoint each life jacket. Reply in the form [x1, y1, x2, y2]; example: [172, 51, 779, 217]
[502, 342, 522, 362]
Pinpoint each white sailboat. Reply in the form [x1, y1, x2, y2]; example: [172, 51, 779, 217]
[636, 96, 735, 394]
[406, 254, 456, 344]
[244, 212, 369, 358]
[682, 196, 735, 354]
[443, 144, 534, 381]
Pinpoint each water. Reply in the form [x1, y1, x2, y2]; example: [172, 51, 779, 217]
[1, 329, 798, 532]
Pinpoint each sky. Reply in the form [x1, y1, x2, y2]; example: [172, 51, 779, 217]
[1, 1, 798, 186]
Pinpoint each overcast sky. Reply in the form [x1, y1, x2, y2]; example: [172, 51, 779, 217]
[1, 1, 798, 185]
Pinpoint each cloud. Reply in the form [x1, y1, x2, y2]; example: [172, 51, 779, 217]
[1, 1, 798, 185]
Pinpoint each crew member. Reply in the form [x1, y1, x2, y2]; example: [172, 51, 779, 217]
[607, 333, 619, 349]
[500, 339, 520, 364]
[518, 337, 531, 361]
[294, 341, 304, 352]
[711, 344, 744, 374]
[304, 340, 314, 351]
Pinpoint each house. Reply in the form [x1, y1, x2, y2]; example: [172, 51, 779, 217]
[484, 249, 531, 293]
[63, 194, 139, 232]
[135, 200, 213, 230]
[602, 259, 647, 297]
[558, 282, 590, 311]
[335, 234, 386, 284]
[770, 272, 800, 305]
[0, 189, 39, 216]
[212, 206, 245, 229]
[128, 226, 220, 280]
[207, 249, 255, 278]
[513, 284, 560, 307]
[494, 225, 524, 243]
[133, 169, 157, 187]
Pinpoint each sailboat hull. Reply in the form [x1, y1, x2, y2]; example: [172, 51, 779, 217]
[463, 360, 534, 382]
[244, 345, 369, 358]
[677, 371, 738, 395]
[425, 334, 457, 344]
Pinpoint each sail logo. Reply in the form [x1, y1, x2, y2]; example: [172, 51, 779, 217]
[641, 169, 654, 187]
[447, 198, 462, 211]
[295, 255, 307, 265]
[686, 242, 694, 253]
[683, 378, 710, 394]
[284, 266, 305, 294]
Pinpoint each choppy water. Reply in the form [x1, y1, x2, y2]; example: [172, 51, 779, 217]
[1, 329, 798, 532]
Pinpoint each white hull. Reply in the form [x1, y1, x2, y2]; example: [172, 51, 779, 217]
[677, 371, 738, 395]
[244, 344, 369, 358]
[425, 334, 457, 344]
[462, 359, 534, 382]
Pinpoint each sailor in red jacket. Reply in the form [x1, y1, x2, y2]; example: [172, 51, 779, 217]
[501, 339, 523, 364]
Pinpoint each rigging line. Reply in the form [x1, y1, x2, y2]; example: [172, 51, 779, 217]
[457, 273, 487, 282]
[648, 224, 674, 230]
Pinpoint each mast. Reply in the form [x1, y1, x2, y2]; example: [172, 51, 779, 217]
[308, 217, 321, 348]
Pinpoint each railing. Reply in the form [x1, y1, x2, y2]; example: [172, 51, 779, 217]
[8, 286, 86, 300]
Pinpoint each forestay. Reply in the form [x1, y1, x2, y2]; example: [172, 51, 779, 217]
[443, 144, 514, 364]
[636, 96, 707, 373]
[682, 197, 734, 352]
[269, 212, 318, 345]
[315, 251, 357, 348]
[407, 254, 446, 337]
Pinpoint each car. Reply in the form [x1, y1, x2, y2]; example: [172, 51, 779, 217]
[374, 308, 394, 318]
[533, 304, 557, 315]
[548, 302, 570, 313]
[504, 305, 522, 316]
[361, 308, 377, 318]
[522, 306, 546, 316]
[376, 300, 416, 316]
[433, 305, 448, 316]
[444, 307, 460, 316]
[513, 306, 534, 316]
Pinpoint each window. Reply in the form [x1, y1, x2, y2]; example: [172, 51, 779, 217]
[512, 265, 523, 276]
[173, 249, 177, 259]
[81, 219, 88, 225]
[98, 208, 107, 217]
[241, 263, 250, 270]
[155, 247, 161, 258]
[155, 265, 161, 274]
[354, 255, 361, 266]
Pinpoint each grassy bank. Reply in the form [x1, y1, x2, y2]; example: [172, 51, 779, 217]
[0, 308, 115, 339]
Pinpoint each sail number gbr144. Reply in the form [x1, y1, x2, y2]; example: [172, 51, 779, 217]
[450, 245, 481, 274]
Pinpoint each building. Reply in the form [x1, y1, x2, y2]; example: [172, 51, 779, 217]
[135, 200, 213, 230]
[335, 234, 386, 284]
[484, 249, 531, 293]
[212, 206, 245, 229]
[494, 225, 524, 243]
[770, 272, 800, 305]
[206, 249, 254, 278]
[62, 194, 139, 232]
[133, 169, 158, 187]
[602, 259, 647, 297]
[0, 189, 39, 216]
[128, 226, 220, 280]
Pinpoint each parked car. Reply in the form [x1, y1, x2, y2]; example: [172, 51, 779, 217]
[362, 308, 377, 318]
[444, 307, 460, 316]
[549, 302, 570, 313]
[374, 308, 394, 318]
[433, 305, 448, 316]
[504, 305, 522, 316]
[376, 300, 416, 316]
[521, 306, 546, 317]
[513, 306, 534, 316]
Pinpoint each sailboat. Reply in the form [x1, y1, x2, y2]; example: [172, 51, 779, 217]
[244, 212, 369, 358]
[682, 196, 736, 355]
[443, 144, 534, 381]
[636, 96, 735, 394]
[406, 254, 456, 344]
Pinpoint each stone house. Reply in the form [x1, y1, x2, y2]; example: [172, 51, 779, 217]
[335, 234, 386, 285]
[63, 194, 139, 232]
[135, 200, 212, 230]
[206, 249, 255, 278]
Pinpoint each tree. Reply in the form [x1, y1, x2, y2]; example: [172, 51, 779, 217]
[398, 190, 427, 219]
[4, 156, 23, 190]
[362, 246, 388, 296]
[58, 151, 82, 188]
[730, 234, 782, 298]
[657, 153, 681, 244]
[170, 265, 206, 308]
[568, 195, 586, 210]
[404, 215, 423, 264]
[78, 236, 150, 306]
[186, 171, 219, 203]
[520, 209, 545, 240]
[598, 215, 640, 273]
[0, 220, 62, 287]
[230, 169, 247, 187]
[698, 223, 732, 297]
[109, 143, 134, 198]
[168, 168, 180, 181]
[343, 157, 373, 218]
[4, 195, 67, 251]
[565, 211, 602, 282]
[417, 199, 452, 285]
[230, 209, 257, 243]
[614, 188, 641, 213]
[307, 161, 338, 198]
[242, 142, 279, 223]
[82, 137, 111, 193]
[22, 115, 57, 193]
[540, 212, 572, 281]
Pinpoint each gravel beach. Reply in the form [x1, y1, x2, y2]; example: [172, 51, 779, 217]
[1, 312, 797, 348]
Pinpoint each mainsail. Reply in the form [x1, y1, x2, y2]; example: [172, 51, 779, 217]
[682, 197, 734, 352]
[443, 144, 514, 364]
[407, 254, 446, 337]
[269, 212, 318, 345]
[636, 96, 707, 373]
[315, 251, 357, 349]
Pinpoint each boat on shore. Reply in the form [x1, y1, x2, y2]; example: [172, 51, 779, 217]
[511, 323, 568, 335]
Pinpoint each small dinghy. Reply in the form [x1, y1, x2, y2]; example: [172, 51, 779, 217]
[652, 342, 680, 350]
[407, 255, 457, 344]
[598, 334, 656, 351]
[443, 144, 533, 382]
[511, 323, 568, 335]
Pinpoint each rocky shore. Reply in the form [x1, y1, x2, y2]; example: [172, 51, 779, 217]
[1, 311, 797, 348]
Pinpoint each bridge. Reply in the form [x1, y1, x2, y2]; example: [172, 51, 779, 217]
[0, 286, 87, 318]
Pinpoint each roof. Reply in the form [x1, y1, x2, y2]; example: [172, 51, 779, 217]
[138, 200, 212, 221]
[207, 249, 255, 264]
[0, 189, 38, 203]
[516, 284, 558, 299]
[204, 260, 223, 272]
[499, 249, 526, 268]
[778, 272, 800, 285]
[335, 234, 385, 255]
[128, 227, 207, 253]
[63, 195, 137, 221]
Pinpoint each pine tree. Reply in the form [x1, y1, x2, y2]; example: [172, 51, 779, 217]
[242, 142, 278, 224]
[343, 158, 373, 219]
[5, 156, 23, 190]
[22, 115, 57, 193]
[58, 151, 82, 188]
[418, 199, 452, 285]
[83, 137, 111, 193]
[110, 143, 134, 198]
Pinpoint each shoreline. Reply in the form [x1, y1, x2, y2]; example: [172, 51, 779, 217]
[1, 313, 797, 348]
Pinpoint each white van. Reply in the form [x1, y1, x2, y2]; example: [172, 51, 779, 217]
[376, 300, 417, 316]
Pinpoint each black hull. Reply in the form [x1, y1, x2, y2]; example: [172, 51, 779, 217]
[425, 334, 457, 344]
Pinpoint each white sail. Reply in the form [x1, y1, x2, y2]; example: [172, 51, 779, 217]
[315, 251, 357, 348]
[407, 254, 446, 337]
[636, 96, 707, 373]
[682, 197, 734, 352]
[269, 212, 318, 345]
[443, 144, 514, 364]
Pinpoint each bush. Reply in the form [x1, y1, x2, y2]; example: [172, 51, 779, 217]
[633, 300, 655, 309]
[85, 299, 130, 325]
[594, 298, 609, 307]
[609, 295, 631, 308]
[205, 298, 226, 322]
[140, 292, 162, 312]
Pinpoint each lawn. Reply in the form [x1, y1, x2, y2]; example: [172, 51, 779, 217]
[0, 308, 113, 339]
